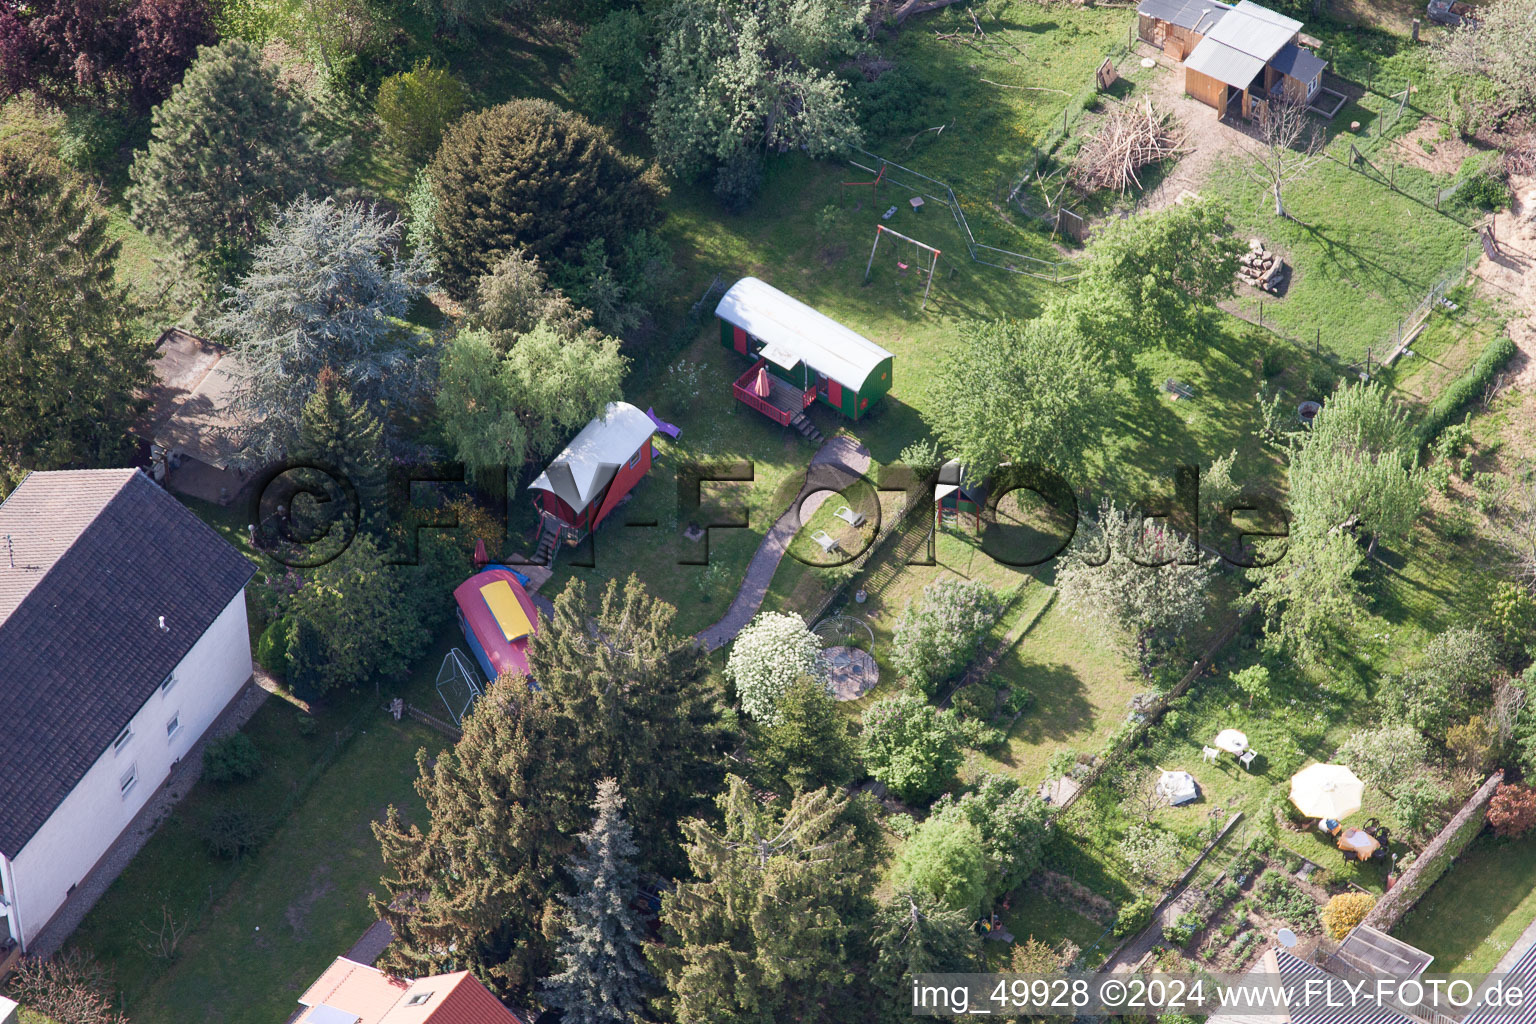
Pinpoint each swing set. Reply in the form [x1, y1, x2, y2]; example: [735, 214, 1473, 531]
[863, 224, 941, 310]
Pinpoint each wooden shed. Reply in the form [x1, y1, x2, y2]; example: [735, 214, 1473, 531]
[1138, 0, 1327, 118]
[715, 277, 894, 428]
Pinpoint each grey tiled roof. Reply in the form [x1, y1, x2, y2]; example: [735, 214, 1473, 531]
[0, 469, 255, 857]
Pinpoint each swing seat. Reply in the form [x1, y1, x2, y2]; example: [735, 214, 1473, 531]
[897, 261, 909, 271]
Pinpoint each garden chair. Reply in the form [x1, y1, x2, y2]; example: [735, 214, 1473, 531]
[833, 505, 867, 528]
[812, 530, 840, 553]
[1201, 746, 1220, 764]
[1239, 750, 1257, 771]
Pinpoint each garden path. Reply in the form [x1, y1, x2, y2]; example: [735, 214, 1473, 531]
[695, 435, 871, 651]
[1472, 174, 1536, 390]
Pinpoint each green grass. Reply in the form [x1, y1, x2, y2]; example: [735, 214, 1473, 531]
[996, 894, 1111, 966]
[1395, 833, 1536, 972]
[67, 689, 437, 1024]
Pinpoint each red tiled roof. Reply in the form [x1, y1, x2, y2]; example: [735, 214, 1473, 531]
[297, 958, 526, 1024]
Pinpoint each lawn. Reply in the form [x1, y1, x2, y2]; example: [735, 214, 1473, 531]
[1394, 833, 1536, 973]
[66, 684, 439, 1024]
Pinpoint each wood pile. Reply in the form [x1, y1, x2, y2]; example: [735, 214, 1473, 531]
[1238, 237, 1287, 293]
[1072, 99, 1185, 194]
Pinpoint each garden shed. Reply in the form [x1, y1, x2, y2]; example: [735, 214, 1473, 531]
[528, 401, 657, 550]
[1136, 0, 1327, 118]
[716, 277, 894, 425]
[935, 460, 988, 528]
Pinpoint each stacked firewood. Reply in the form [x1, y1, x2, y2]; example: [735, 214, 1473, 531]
[1238, 237, 1286, 293]
[1072, 98, 1185, 194]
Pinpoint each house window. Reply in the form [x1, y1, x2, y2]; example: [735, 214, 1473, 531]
[160, 672, 176, 694]
[166, 714, 181, 740]
[626, 448, 643, 470]
[112, 725, 133, 754]
[405, 992, 434, 1007]
[120, 764, 138, 798]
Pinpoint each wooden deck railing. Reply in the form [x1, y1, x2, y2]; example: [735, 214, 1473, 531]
[732, 359, 818, 425]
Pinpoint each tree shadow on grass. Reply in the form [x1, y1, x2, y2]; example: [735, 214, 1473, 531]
[1004, 660, 1097, 750]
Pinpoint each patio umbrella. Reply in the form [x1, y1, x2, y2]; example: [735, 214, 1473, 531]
[1214, 729, 1249, 754]
[1289, 763, 1365, 820]
[754, 366, 772, 399]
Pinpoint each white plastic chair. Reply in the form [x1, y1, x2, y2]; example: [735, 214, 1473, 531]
[812, 530, 840, 553]
[1201, 746, 1220, 764]
[833, 505, 866, 528]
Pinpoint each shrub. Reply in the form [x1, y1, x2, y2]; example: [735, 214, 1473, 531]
[202, 733, 263, 783]
[1320, 892, 1377, 939]
[255, 615, 292, 677]
[1462, 171, 1512, 210]
[951, 683, 997, 720]
[1490, 581, 1536, 647]
[892, 579, 1005, 696]
[724, 612, 825, 725]
[57, 106, 135, 180]
[1417, 335, 1519, 447]
[891, 817, 989, 915]
[199, 804, 270, 858]
[294, 710, 320, 737]
[376, 60, 469, 164]
[1114, 894, 1158, 937]
[429, 98, 664, 297]
[1001, 686, 1035, 716]
[1165, 910, 1204, 947]
[859, 692, 966, 803]
[4, 948, 125, 1024]
[1489, 782, 1536, 838]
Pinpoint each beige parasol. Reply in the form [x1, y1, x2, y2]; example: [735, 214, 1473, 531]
[1289, 763, 1365, 820]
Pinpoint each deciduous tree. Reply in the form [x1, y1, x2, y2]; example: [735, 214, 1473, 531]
[1057, 499, 1211, 671]
[859, 692, 965, 803]
[120, 0, 215, 106]
[1380, 626, 1500, 734]
[1490, 782, 1536, 838]
[929, 314, 1114, 480]
[648, 0, 862, 207]
[435, 324, 626, 477]
[128, 39, 328, 282]
[466, 249, 592, 342]
[542, 779, 654, 1024]
[891, 578, 1005, 697]
[928, 774, 1049, 897]
[650, 777, 880, 1024]
[1434, 0, 1536, 121]
[1245, 95, 1326, 218]
[213, 196, 432, 460]
[375, 60, 468, 164]
[0, 144, 149, 486]
[429, 98, 664, 296]
[1336, 725, 1432, 795]
[371, 679, 577, 1000]
[1069, 199, 1244, 356]
[891, 816, 988, 916]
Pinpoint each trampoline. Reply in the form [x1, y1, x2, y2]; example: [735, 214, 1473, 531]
[453, 564, 539, 685]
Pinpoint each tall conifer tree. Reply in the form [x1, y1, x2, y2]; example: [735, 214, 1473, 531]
[292, 366, 388, 529]
[527, 576, 731, 873]
[650, 776, 879, 1024]
[370, 679, 577, 1000]
[542, 779, 653, 1024]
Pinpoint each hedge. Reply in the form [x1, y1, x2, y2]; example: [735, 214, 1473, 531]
[1417, 334, 1518, 448]
[1360, 771, 1502, 932]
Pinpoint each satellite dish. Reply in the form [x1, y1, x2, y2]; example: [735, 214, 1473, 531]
[1277, 928, 1299, 948]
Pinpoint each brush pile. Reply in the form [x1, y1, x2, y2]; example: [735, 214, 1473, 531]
[1072, 99, 1185, 194]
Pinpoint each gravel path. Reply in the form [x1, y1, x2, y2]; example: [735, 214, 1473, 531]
[695, 435, 871, 651]
[27, 676, 272, 956]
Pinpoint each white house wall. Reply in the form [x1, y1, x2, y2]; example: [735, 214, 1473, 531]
[7, 589, 251, 950]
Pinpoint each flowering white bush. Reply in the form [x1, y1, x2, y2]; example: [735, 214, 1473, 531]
[724, 612, 824, 724]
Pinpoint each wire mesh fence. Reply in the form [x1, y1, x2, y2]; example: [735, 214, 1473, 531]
[844, 146, 1082, 282]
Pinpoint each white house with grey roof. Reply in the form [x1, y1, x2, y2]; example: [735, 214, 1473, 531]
[0, 469, 255, 960]
[1137, 0, 1328, 118]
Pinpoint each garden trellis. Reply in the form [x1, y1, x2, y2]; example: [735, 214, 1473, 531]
[864, 224, 942, 309]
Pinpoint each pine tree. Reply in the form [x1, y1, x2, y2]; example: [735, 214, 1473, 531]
[527, 576, 731, 874]
[292, 366, 388, 529]
[0, 142, 151, 487]
[753, 674, 858, 795]
[542, 779, 653, 1024]
[869, 890, 980, 1023]
[370, 678, 578, 1000]
[650, 776, 879, 1024]
[127, 38, 328, 282]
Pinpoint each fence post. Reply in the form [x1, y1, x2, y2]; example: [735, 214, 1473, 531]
[1316, 327, 1321, 356]
[1258, 300, 1263, 327]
